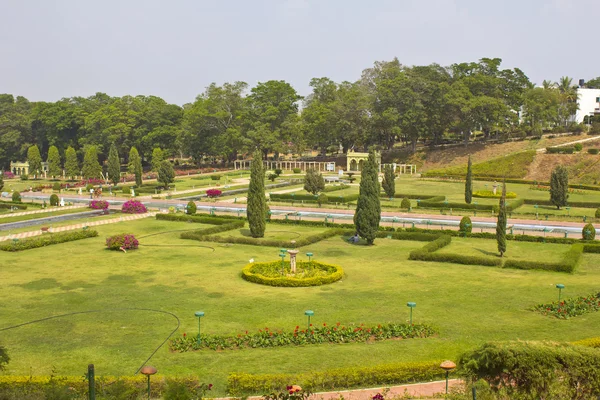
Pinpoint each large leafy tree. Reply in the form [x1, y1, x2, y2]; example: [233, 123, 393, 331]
[354, 150, 381, 245]
[496, 181, 507, 256]
[157, 160, 175, 187]
[302, 78, 338, 154]
[107, 143, 121, 185]
[46, 145, 62, 178]
[382, 164, 395, 198]
[128, 147, 143, 186]
[0, 171, 4, 191]
[247, 150, 267, 238]
[0, 95, 32, 170]
[304, 168, 325, 195]
[82, 146, 102, 179]
[465, 156, 473, 204]
[27, 145, 42, 178]
[585, 77, 600, 89]
[64, 146, 79, 180]
[550, 165, 569, 209]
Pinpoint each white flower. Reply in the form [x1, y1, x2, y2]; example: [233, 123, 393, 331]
[249, 258, 254, 263]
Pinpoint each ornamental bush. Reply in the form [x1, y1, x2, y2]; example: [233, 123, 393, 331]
[459, 216, 472, 233]
[11, 192, 21, 202]
[49, 194, 59, 206]
[121, 200, 147, 214]
[206, 189, 222, 198]
[52, 182, 61, 192]
[0, 229, 98, 252]
[596, 208, 600, 218]
[106, 233, 139, 251]
[401, 197, 411, 209]
[90, 200, 109, 210]
[534, 292, 600, 319]
[292, 168, 301, 174]
[210, 175, 221, 181]
[187, 201, 197, 215]
[242, 260, 344, 287]
[583, 223, 596, 240]
[574, 143, 583, 152]
[588, 148, 599, 155]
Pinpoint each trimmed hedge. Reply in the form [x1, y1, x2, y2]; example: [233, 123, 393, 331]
[572, 337, 600, 348]
[322, 184, 350, 192]
[392, 194, 445, 201]
[0, 229, 98, 252]
[269, 192, 359, 203]
[473, 190, 517, 199]
[0, 203, 27, 210]
[417, 198, 524, 212]
[523, 198, 600, 208]
[241, 260, 344, 287]
[227, 361, 445, 396]
[546, 146, 575, 154]
[408, 235, 502, 267]
[180, 220, 245, 238]
[503, 244, 583, 273]
[156, 213, 240, 225]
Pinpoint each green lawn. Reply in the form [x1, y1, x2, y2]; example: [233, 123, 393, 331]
[437, 237, 569, 262]
[212, 223, 332, 242]
[0, 207, 90, 224]
[1, 218, 600, 395]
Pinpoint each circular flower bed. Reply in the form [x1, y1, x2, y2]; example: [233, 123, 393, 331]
[90, 200, 109, 210]
[121, 199, 147, 214]
[241, 260, 343, 287]
[106, 233, 139, 251]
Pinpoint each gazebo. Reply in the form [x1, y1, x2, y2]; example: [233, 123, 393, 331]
[10, 161, 49, 176]
[346, 150, 381, 172]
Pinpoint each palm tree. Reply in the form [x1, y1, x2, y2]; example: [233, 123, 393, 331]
[555, 76, 578, 127]
[542, 80, 555, 90]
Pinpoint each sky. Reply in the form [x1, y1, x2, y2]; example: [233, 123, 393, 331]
[1, 0, 599, 105]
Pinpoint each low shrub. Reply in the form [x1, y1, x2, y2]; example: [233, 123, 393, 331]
[572, 337, 600, 348]
[227, 361, 444, 396]
[210, 175, 221, 181]
[192, 228, 347, 249]
[503, 244, 583, 273]
[322, 184, 350, 193]
[20, 174, 29, 181]
[596, 208, 600, 218]
[121, 200, 147, 214]
[376, 231, 439, 242]
[106, 233, 139, 251]
[583, 223, 596, 240]
[574, 143, 583, 152]
[52, 182, 61, 191]
[170, 321, 434, 352]
[270, 192, 359, 204]
[0, 202, 27, 210]
[401, 197, 411, 209]
[89, 199, 109, 210]
[241, 260, 344, 287]
[317, 193, 328, 206]
[292, 168, 301, 174]
[0, 229, 98, 252]
[588, 148, 600, 155]
[459, 216, 472, 233]
[156, 213, 242, 225]
[472, 190, 517, 199]
[11, 192, 21, 202]
[206, 189, 222, 198]
[534, 292, 600, 319]
[546, 146, 575, 154]
[49, 194, 59, 206]
[187, 201, 197, 214]
[85, 183, 94, 192]
[274, 168, 282, 176]
[523, 198, 600, 208]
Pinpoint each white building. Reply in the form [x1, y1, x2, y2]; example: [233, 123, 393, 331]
[575, 88, 600, 123]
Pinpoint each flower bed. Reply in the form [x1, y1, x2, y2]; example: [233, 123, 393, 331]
[121, 200, 147, 214]
[89, 200, 109, 210]
[2, 171, 15, 179]
[533, 292, 600, 319]
[206, 189, 222, 198]
[106, 234, 139, 251]
[472, 190, 517, 199]
[169, 322, 436, 352]
[242, 261, 344, 286]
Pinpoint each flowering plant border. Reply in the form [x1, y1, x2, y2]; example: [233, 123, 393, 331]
[121, 200, 147, 214]
[533, 292, 600, 319]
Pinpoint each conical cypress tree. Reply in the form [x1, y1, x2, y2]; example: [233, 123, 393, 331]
[27, 145, 42, 178]
[550, 165, 568, 209]
[354, 150, 381, 245]
[496, 181, 507, 257]
[47, 146, 62, 179]
[128, 147, 143, 187]
[82, 146, 102, 179]
[465, 156, 473, 204]
[382, 164, 396, 198]
[247, 150, 267, 238]
[0, 171, 4, 191]
[64, 146, 79, 180]
[107, 143, 121, 185]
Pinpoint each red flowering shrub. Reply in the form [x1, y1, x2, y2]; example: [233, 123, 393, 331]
[90, 200, 109, 210]
[534, 292, 600, 319]
[3, 171, 15, 179]
[121, 200, 147, 214]
[106, 233, 139, 251]
[206, 189, 222, 198]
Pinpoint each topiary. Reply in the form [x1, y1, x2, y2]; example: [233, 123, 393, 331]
[49, 194, 59, 206]
[187, 201, 197, 215]
[574, 143, 583, 152]
[52, 182, 61, 192]
[292, 168, 301, 174]
[582, 223, 596, 240]
[85, 183, 94, 192]
[596, 208, 600, 218]
[401, 197, 411, 209]
[459, 216, 472, 234]
[11, 192, 21, 202]
[274, 168, 282, 176]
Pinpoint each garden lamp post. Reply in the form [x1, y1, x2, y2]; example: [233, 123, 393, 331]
[440, 360, 456, 394]
[556, 284, 565, 302]
[304, 310, 314, 330]
[407, 302, 416, 324]
[566, 206, 570, 216]
[534, 204, 539, 219]
[140, 366, 157, 400]
[279, 250, 287, 275]
[194, 311, 205, 345]
[306, 252, 313, 262]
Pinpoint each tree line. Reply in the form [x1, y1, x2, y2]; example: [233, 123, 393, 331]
[1, 57, 598, 170]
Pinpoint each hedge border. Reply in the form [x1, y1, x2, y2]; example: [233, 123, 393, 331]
[241, 260, 344, 287]
[0, 229, 99, 252]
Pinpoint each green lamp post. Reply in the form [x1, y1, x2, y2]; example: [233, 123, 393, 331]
[304, 310, 314, 330]
[279, 249, 287, 275]
[306, 252, 313, 262]
[556, 284, 565, 302]
[194, 311, 205, 345]
[566, 206, 570, 216]
[407, 302, 416, 324]
[140, 366, 157, 400]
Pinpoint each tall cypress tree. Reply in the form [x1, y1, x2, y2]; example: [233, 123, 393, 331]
[496, 181, 507, 257]
[550, 165, 569, 209]
[465, 156, 473, 204]
[82, 146, 102, 179]
[64, 146, 79, 180]
[107, 143, 121, 185]
[151, 147, 164, 172]
[0, 171, 4, 191]
[27, 145, 42, 178]
[354, 150, 381, 245]
[128, 147, 143, 187]
[46, 145, 62, 179]
[382, 164, 396, 198]
[247, 150, 267, 238]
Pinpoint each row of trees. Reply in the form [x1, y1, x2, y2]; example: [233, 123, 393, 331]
[2, 60, 596, 170]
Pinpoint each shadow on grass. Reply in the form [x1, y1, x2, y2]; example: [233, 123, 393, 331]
[475, 248, 500, 257]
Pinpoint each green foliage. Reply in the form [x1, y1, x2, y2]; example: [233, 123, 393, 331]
[0, 229, 98, 252]
[269, 192, 358, 203]
[546, 146, 575, 154]
[496, 182, 507, 256]
[157, 160, 175, 187]
[107, 142, 121, 185]
[11, 192, 21, 202]
[550, 165, 569, 209]
[457, 341, 600, 399]
[0, 345, 8, 371]
[534, 292, 600, 319]
[247, 150, 267, 238]
[408, 235, 502, 267]
[472, 190, 517, 198]
[382, 164, 395, 198]
[64, 146, 79, 180]
[156, 213, 243, 225]
[572, 337, 600, 348]
[227, 361, 444, 396]
[0, 201, 27, 210]
[52, 182, 61, 191]
[574, 143, 583, 152]
[210, 175, 221, 181]
[46, 145, 62, 178]
[596, 208, 600, 218]
[186, 201, 197, 215]
[317, 192, 328, 206]
[292, 168, 301, 173]
[401, 197, 411, 209]
[503, 244, 583, 273]
[49, 194, 59, 206]
[267, 173, 277, 182]
[26, 145, 42, 177]
[588, 148, 600, 155]
[241, 261, 344, 287]
[82, 146, 102, 179]
[354, 150, 381, 244]
[128, 147, 143, 187]
[465, 155, 472, 204]
[151, 147, 164, 172]
[303, 168, 325, 195]
[459, 216, 472, 233]
[583, 223, 596, 240]
[425, 151, 536, 179]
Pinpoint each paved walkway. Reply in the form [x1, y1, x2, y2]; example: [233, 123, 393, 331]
[137, 178, 249, 200]
[0, 204, 85, 219]
[0, 212, 157, 242]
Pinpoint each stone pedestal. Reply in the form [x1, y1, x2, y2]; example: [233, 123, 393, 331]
[287, 249, 300, 274]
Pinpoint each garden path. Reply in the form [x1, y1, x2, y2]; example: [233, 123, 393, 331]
[539, 135, 600, 153]
[0, 204, 85, 219]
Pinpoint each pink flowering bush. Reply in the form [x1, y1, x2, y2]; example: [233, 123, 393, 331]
[90, 200, 109, 210]
[121, 200, 147, 214]
[3, 171, 15, 179]
[106, 233, 139, 251]
[206, 189, 222, 198]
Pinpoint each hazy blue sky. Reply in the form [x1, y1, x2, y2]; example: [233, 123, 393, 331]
[1, 0, 599, 105]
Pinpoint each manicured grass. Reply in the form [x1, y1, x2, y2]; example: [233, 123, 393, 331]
[212, 223, 332, 242]
[0, 207, 89, 224]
